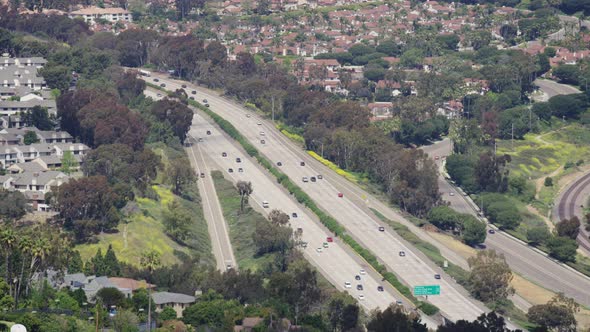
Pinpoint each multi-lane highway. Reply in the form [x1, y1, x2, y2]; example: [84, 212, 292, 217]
[188, 111, 413, 318]
[423, 139, 590, 308]
[140, 73, 488, 323]
[554, 170, 590, 253]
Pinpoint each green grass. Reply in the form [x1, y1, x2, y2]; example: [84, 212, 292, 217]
[211, 170, 276, 271]
[497, 123, 590, 179]
[504, 196, 549, 243]
[76, 186, 197, 266]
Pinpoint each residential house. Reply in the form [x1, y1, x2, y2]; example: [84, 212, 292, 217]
[0, 115, 26, 129]
[6, 161, 46, 174]
[0, 127, 74, 144]
[367, 102, 394, 120]
[234, 317, 264, 332]
[0, 65, 46, 90]
[10, 170, 69, 210]
[61, 273, 154, 302]
[0, 175, 12, 190]
[151, 292, 196, 318]
[69, 6, 132, 25]
[0, 56, 47, 68]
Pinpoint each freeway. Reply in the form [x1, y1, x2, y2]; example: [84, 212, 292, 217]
[188, 110, 415, 319]
[423, 139, 590, 308]
[141, 73, 488, 322]
[554, 170, 590, 253]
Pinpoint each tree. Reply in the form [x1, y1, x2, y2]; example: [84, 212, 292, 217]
[236, 181, 253, 213]
[96, 287, 125, 308]
[104, 244, 121, 276]
[60, 151, 78, 175]
[462, 216, 487, 246]
[112, 309, 139, 332]
[475, 152, 511, 193]
[150, 99, 193, 143]
[205, 41, 227, 67]
[140, 250, 161, 332]
[158, 306, 177, 322]
[367, 304, 427, 332]
[527, 227, 551, 245]
[527, 293, 579, 332]
[23, 130, 39, 145]
[467, 250, 515, 303]
[544, 177, 553, 187]
[427, 206, 460, 231]
[548, 94, 587, 120]
[162, 200, 193, 243]
[39, 64, 70, 91]
[0, 190, 27, 220]
[547, 236, 578, 262]
[165, 158, 195, 196]
[552, 65, 580, 85]
[556, 217, 581, 240]
[23, 106, 53, 130]
[437, 312, 511, 332]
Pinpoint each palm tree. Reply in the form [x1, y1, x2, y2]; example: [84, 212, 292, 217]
[0, 226, 16, 297]
[236, 181, 253, 213]
[140, 250, 160, 332]
[26, 237, 50, 296]
[15, 235, 32, 309]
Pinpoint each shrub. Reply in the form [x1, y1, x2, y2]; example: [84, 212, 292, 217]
[544, 177, 553, 187]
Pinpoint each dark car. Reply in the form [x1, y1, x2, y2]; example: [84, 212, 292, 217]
[277, 161, 283, 166]
[154, 78, 159, 82]
[488, 229, 496, 234]
[292, 213, 298, 218]
[200, 173, 205, 178]
[222, 152, 227, 157]
[377, 286, 384, 292]
[228, 168, 234, 173]
[238, 168, 243, 173]
[160, 83, 166, 87]
[189, 96, 194, 100]
[378, 226, 385, 232]
[355, 275, 361, 281]
[191, 90, 197, 95]
[236, 158, 241, 163]
[310, 177, 316, 182]
[434, 274, 441, 280]
[317, 175, 323, 179]
[203, 99, 208, 103]
[300, 161, 305, 166]
[205, 103, 210, 107]
[182, 84, 187, 88]
[356, 285, 363, 291]
[206, 130, 211, 135]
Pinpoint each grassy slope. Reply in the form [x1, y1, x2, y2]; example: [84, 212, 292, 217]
[211, 170, 276, 271]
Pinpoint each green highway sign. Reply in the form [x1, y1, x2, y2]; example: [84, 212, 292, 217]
[413, 285, 440, 296]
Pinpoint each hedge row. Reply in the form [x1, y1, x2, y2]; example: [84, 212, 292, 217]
[307, 150, 360, 184]
[186, 98, 439, 315]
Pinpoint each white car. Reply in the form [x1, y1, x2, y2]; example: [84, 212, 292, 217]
[344, 282, 352, 288]
[260, 131, 265, 136]
[449, 192, 455, 196]
[358, 294, 365, 301]
[246, 114, 251, 118]
[302, 177, 309, 182]
[360, 269, 366, 275]
[257, 122, 262, 126]
[316, 247, 323, 253]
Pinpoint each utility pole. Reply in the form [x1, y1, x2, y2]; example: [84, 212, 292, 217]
[511, 123, 514, 151]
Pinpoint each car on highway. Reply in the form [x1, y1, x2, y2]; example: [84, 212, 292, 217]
[317, 175, 323, 179]
[323, 242, 329, 248]
[292, 213, 298, 218]
[316, 247, 323, 253]
[154, 78, 159, 82]
[301, 242, 307, 248]
[259, 132, 265, 136]
[449, 192, 455, 196]
[205, 103, 210, 107]
[236, 158, 241, 163]
[182, 84, 187, 88]
[359, 269, 366, 275]
[198, 138, 203, 142]
[488, 229, 496, 234]
[326, 237, 333, 242]
[262, 201, 269, 208]
[160, 83, 166, 87]
[311, 176, 316, 182]
[206, 130, 211, 135]
[200, 173, 205, 178]
[191, 90, 196, 95]
[157, 93, 162, 97]
[399, 251, 406, 257]
[338, 193, 344, 198]
[300, 161, 305, 166]
[434, 274, 441, 279]
[277, 161, 282, 166]
[202, 99, 208, 103]
[189, 96, 194, 100]
[358, 295, 365, 301]
[238, 168, 243, 173]
[377, 286, 384, 292]
[435, 156, 440, 160]
[396, 300, 402, 305]
[261, 140, 265, 144]
[356, 284, 363, 291]
[345, 282, 352, 288]
[226, 264, 233, 271]
[257, 122, 262, 125]
[355, 275, 361, 281]
[302, 177, 309, 182]
[378, 226, 385, 232]
[228, 168, 233, 173]
[246, 114, 251, 118]
[222, 152, 227, 157]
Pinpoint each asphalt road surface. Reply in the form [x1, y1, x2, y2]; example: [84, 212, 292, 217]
[141, 73, 489, 323]
[554, 171, 590, 254]
[188, 111, 422, 321]
[534, 79, 581, 101]
[423, 139, 590, 308]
